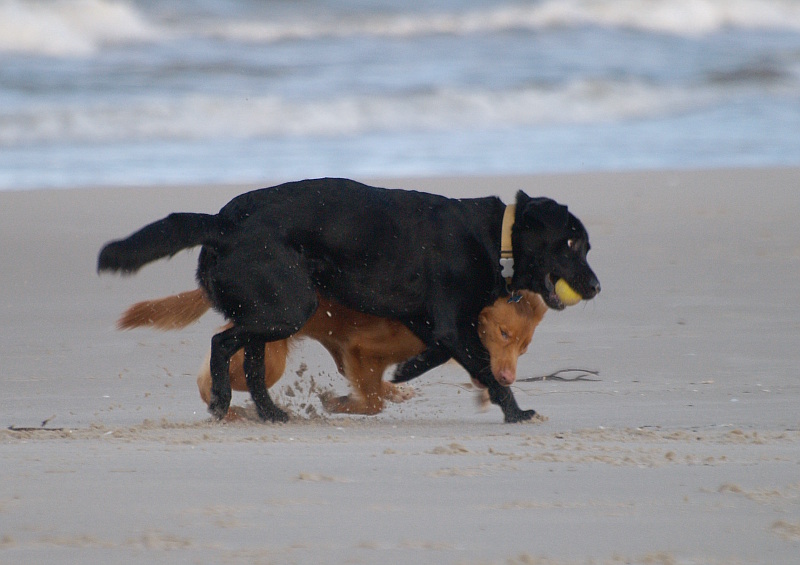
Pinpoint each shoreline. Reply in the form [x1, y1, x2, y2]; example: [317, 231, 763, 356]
[4, 162, 800, 193]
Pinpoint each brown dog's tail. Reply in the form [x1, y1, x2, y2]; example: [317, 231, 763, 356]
[117, 288, 211, 331]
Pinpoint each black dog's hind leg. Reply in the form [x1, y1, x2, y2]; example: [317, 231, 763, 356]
[204, 246, 319, 420]
[208, 326, 291, 422]
[243, 337, 289, 423]
[392, 346, 451, 383]
[208, 326, 244, 419]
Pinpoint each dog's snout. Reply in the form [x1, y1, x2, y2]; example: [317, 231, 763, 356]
[496, 368, 515, 387]
[582, 275, 601, 299]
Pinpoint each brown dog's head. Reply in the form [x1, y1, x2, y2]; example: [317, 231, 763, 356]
[477, 290, 547, 386]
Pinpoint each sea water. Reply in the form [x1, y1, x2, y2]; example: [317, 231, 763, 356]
[1, 0, 799, 190]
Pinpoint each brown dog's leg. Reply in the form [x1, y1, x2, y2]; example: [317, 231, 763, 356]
[352, 356, 386, 414]
[320, 354, 388, 415]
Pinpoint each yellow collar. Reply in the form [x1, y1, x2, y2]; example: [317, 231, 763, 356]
[501, 204, 515, 259]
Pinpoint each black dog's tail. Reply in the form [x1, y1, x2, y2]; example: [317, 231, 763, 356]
[98, 212, 218, 274]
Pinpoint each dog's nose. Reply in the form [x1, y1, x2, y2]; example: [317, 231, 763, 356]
[496, 369, 515, 386]
[584, 276, 601, 299]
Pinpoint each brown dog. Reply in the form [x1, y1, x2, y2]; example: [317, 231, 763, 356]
[119, 289, 546, 416]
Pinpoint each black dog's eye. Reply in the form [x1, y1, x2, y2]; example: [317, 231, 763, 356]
[566, 239, 585, 253]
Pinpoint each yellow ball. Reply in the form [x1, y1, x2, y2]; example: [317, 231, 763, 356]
[555, 278, 582, 306]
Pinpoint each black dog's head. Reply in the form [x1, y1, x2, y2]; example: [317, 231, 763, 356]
[510, 192, 600, 311]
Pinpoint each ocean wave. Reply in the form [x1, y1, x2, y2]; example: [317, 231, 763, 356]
[211, 0, 800, 43]
[0, 0, 158, 56]
[3, 0, 800, 57]
[528, 0, 800, 36]
[0, 80, 724, 145]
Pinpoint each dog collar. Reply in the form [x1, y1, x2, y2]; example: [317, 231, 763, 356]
[500, 204, 515, 285]
[501, 204, 515, 259]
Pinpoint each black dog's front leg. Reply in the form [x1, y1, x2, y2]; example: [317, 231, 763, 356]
[486, 383, 535, 423]
[392, 346, 451, 383]
[474, 363, 536, 424]
[441, 328, 536, 424]
[243, 338, 289, 423]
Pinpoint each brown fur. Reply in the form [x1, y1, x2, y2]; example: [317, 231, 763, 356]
[120, 289, 545, 416]
[117, 289, 211, 331]
[478, 292, 548, 387]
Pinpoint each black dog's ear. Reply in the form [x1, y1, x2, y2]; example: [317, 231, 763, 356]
[518, 196, 569, 231]
[515, 190, 531, 207]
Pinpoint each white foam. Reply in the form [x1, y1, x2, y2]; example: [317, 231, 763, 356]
[532, 0, 800, 36]
[0, 80, 719, 145]
[0, 0, 158, 56]
[4, 0, 799, 57]
[203, 0, 800, 43]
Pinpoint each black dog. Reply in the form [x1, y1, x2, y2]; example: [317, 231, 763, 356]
[98, 178, 599, 423]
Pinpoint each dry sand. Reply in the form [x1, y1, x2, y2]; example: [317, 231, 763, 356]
[1, 168, 799, 564]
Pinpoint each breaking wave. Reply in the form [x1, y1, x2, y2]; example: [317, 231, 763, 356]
[212, 0, 800, 43]
[3, 0, 800, 57]
[0, 79, 727, 145]
[0, 0, 157, 56]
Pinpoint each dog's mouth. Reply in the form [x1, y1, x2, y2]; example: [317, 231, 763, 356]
[543, 274, 567, 311]
[542, 272, 601, 310]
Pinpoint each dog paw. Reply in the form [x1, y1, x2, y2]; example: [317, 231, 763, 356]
[504, 408, 537, 424]
[207, 396, 231, 420]
[383, 383, 415, 403]
[319, 391, 352, 414]
[319, 391, 382, 415]
[319, 391, 353, 414]
[254, 403, 289, 423]
[261, 408, 290, 423]
[318, 391, 337, 409]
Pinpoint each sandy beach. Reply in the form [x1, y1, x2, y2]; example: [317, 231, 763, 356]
[1, 168, 799, 564]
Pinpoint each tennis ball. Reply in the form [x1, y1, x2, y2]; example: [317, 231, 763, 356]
[555, 278, 582, 306]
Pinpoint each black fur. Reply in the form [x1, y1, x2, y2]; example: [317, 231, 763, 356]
[99, 178, 599, 422]
[98, 213, 217, 274]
